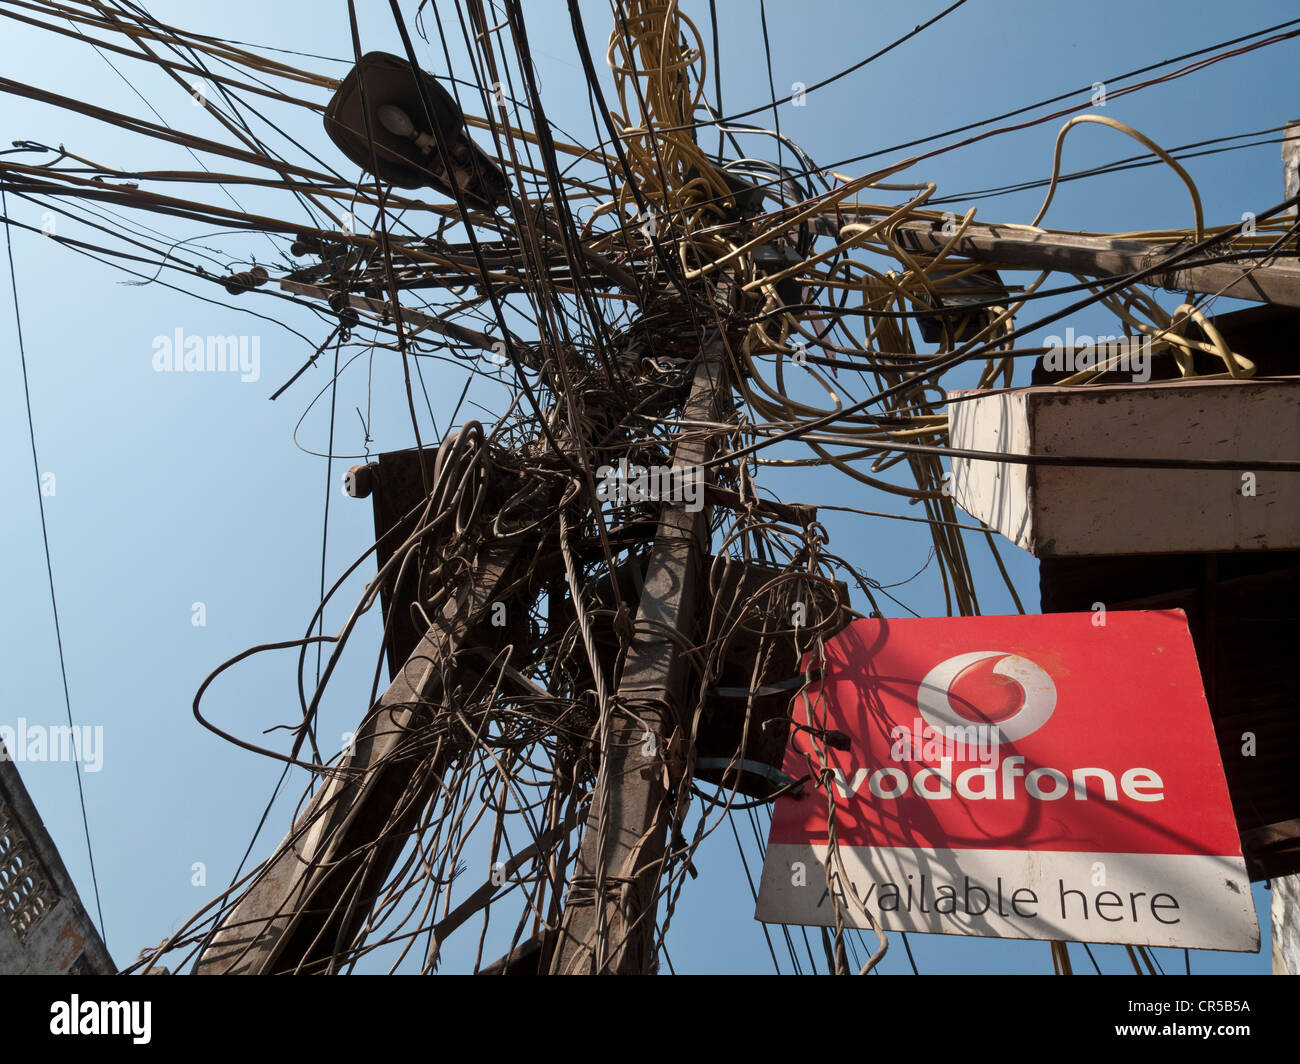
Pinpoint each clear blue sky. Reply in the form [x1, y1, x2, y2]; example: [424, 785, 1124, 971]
[2, 0, 1294, 974]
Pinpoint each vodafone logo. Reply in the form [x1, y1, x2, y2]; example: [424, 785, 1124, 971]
[827, 643, 1165, 805]
[917, 651, 1056, 743]
[769, 615, 1243, 878]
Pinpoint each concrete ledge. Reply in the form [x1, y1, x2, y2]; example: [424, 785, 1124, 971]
[949, 378, 1300, 557]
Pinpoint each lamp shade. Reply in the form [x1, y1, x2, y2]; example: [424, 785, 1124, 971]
[324, 51, 508, 210]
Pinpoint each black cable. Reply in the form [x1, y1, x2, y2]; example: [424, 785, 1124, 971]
[655, 23, 1300, 217]
[708, 0, 723, 160]
[315, 332, 343, 686]
[656, 0, 970, 133]
[702, 193, 1300, 473]
[389, 0, 574, 472]
[68, 3, 288, 257]
[930, 126, 1299, 207]
[901, 930, 920, 974]
[725, 806, 783, 973]
[758, 2, 784, 183]
[836, 17, 1300, 169]
[1, 184, 109, 949]
[226, 761, 292, 889]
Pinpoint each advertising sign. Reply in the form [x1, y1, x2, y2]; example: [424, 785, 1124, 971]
[755, 611, 1258, 951]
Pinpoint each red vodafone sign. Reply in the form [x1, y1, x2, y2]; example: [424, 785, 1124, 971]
[755, 610, 1259, 952]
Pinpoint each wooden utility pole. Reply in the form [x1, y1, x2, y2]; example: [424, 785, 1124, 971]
[548, 339, 731, 974]
[197, 546, 523, 974]
[195, 0, 745, 975]
[881, 216, 1300, 307]
[196, 332, 738, 975]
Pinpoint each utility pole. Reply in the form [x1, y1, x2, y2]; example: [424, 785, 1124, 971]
[548, 335, 732, 973]
[883, 216, 1300, 307]
[197, 545, 524, 974]
[192, 0, 751, 975]
[197, 315, 742, 974]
